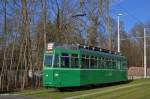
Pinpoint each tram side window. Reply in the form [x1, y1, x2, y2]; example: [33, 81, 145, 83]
[61, 53, 70, 68]
[105, 58, 113, 69]
[94, 57, 98, 68]
[123, 61, 127, 69]
[86, 56, 90, 68]
[101, 58, 105, 69]
[53, 55, 59, 67]
[98, 58, 103, 69]
[90, 56, 97, 69]
[120, 60, 123, 69]
[108, 59, 112, 69]
[120, 60, 122, 69]
[109, 59, 113, 69]
[105, 58, 109, 69]
[121, 60, 126, 70]
[96, 57, 99, 68]
[81, 55, 89, 69]
[106, 59, 109, 69]
[123, 60, 127, 70]
[112, 60, 116, 69]
[117, 60, 121, 69]
[97, 57, 100, 69]
[71, 54, 79, 68]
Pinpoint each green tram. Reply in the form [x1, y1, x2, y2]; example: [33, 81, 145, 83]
[43, 43, 127, 88]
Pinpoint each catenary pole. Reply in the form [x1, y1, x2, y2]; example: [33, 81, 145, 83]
[117, 14, 123, 52]
[144, 28, 147, 78]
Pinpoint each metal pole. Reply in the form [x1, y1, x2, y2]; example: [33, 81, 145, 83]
[43, 0, 47, 50]
[117, 15, 120, 52]
[144, 28, 147, 78]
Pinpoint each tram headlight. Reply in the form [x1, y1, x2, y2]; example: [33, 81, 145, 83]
[45, 74, 48, 77]
[54, 73, 59, 77]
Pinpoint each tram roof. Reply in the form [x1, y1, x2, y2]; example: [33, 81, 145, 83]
[47, 42, 122, 56]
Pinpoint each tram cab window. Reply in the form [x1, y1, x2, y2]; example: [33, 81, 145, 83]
[71, 54, 79, 68]
[53, 55, 59, 67]
[44, 55, 53, 67]
[61, 53, 70, 68]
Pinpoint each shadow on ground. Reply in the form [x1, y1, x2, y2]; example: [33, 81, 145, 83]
[48, 80, 133, 92]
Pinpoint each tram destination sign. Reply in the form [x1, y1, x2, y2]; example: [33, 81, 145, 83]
[47, 43, 54, 50]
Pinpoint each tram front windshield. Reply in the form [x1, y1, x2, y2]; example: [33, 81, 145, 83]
[44, 55, 53, 67]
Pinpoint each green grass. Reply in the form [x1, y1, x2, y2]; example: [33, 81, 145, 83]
[15, 78, 150, 99]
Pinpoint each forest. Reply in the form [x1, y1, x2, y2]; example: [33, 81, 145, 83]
[0, 0, 150, 92]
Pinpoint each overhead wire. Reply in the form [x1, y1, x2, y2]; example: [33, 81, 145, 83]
[117, 4, 144, 25]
